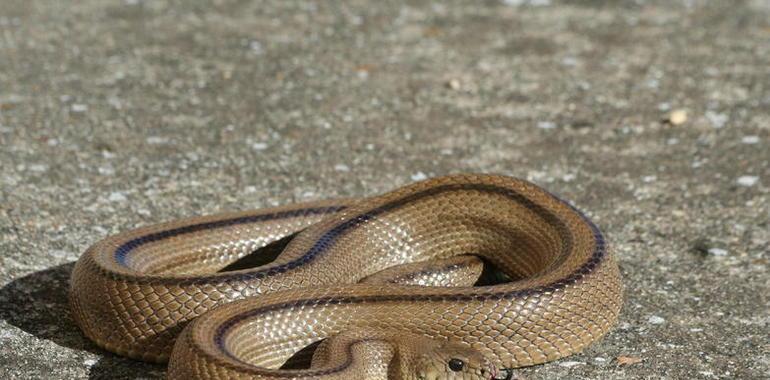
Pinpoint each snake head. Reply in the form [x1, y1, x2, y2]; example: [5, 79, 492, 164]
[400, 339, 499, 380]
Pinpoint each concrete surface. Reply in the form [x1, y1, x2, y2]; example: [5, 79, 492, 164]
[1, 0, 768, 379]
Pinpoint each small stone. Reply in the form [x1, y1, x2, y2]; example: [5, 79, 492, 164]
[558, 361, 584, 368]
[334, 164, 350, 172]
[647, 315, 665, 324]
[741, 135, 759, 144]
[0, 329, 15, 340]
[667, 109, 688, 125]
[411, 172, 428, 181]
[249, 40, 263, 54]
[503, 0, 551, 6]
[736, 176, 758, 187]
[537, 121, 556, 130]
[83, 358, 97, 367]
[50, 249, 73, 259]
[561, 56, 578, 67]
[354, 65, 373, 79]
[146, 136, 168, 144]
[71, 103, 88, 113]
[502, 0, 525, 6]
[594, 357, 607, 363]
[251, 142, 268, 151]
[29, 164, 48, 172]
[98, 165, 115, 176]
[447, 78, 461, 90]
[707, 248, 728, 256]
[705, 111, 728, 129]
[108, 192, 127, 202]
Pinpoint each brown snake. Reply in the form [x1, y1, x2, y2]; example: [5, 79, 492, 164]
[69, 174, 623, 379]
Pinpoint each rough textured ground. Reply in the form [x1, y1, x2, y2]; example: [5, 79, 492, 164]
[1, 0, 768, 379]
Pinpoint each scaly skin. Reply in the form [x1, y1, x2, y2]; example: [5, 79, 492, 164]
[69, 174, 623, 379]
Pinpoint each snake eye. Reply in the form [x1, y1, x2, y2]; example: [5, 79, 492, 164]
[448, 358, 465, 372]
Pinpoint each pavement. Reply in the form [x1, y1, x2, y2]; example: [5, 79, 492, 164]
[0, 0, 768, 379]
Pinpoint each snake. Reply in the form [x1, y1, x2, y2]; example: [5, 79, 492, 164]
[69, 174, 623, 379]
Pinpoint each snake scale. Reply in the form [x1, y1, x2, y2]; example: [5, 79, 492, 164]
[69, 174, 623, 379]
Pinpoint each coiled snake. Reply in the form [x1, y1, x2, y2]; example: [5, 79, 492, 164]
[69, 174, 623, 379]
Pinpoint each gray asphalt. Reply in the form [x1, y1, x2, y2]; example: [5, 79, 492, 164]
[0, 1, 768, 379]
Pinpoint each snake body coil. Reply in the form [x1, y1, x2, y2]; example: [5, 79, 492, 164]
[69, 174, 623, 379]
